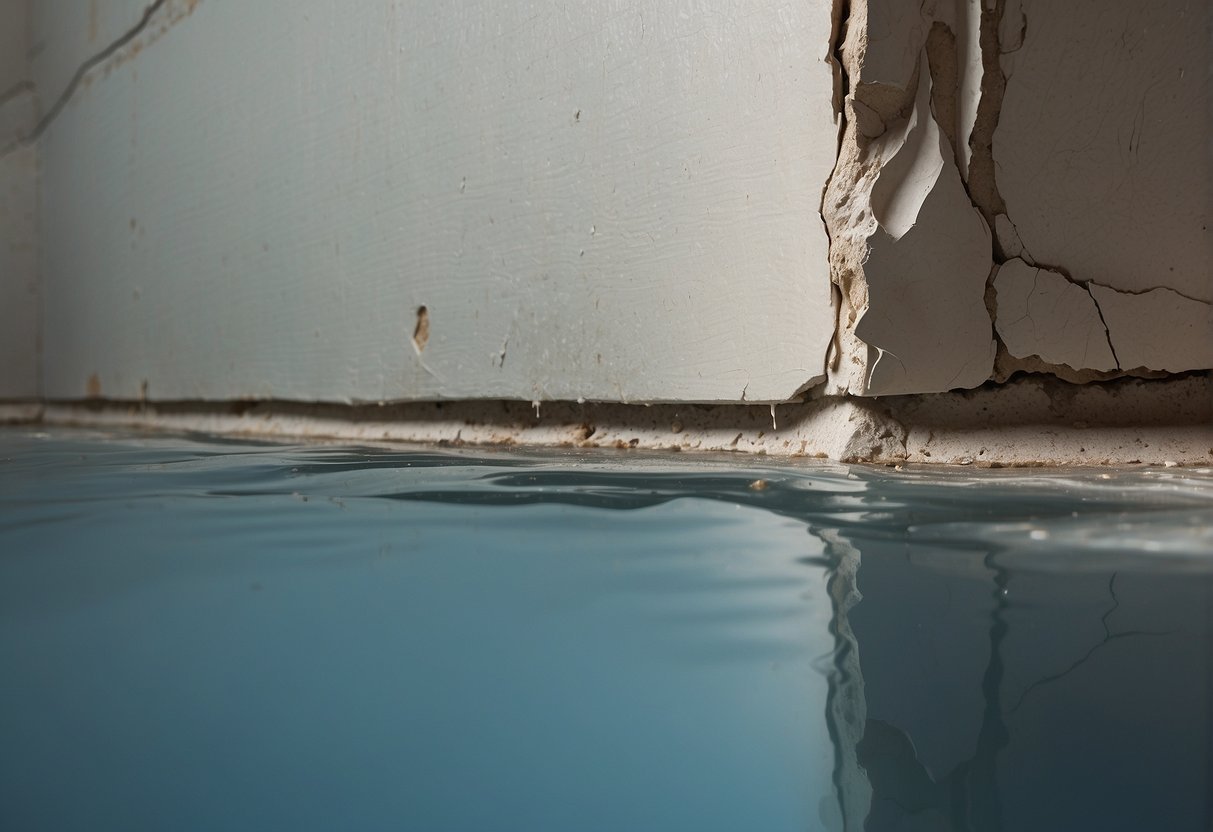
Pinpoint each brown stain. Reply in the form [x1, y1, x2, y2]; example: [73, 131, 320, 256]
[412, 306, 430, 352]
[86, 374, 102, 398]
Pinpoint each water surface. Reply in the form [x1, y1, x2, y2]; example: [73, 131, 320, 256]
[1, 429, 1210, 831]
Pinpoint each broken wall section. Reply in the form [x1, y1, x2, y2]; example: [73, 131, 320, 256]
[824, 0, 1212, 397]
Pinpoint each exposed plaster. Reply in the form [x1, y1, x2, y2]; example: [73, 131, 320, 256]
[826, 0, 1211, 393]
[824, 1, 995, 397]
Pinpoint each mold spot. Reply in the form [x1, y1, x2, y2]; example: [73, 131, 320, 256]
[412, 305, 430, 352]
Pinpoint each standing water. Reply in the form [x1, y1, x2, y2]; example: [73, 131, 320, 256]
[1, 428, 1210, 831]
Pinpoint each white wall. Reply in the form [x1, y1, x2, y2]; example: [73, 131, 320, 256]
[36, 0, 838, 404]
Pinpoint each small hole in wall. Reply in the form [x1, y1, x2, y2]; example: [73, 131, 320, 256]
[413, 306, 430, 352]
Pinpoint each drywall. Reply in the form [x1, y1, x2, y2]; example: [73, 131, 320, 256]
[35, 0, 838, 404]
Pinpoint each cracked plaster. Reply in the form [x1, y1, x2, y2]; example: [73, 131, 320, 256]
[827, 0, 1212, 395]
[3, 0, 1211, 444]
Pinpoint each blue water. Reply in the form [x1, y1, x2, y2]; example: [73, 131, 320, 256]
[1, 428, 1210, 831]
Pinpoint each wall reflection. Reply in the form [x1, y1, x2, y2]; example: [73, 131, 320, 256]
[811, 468, 1212, 832]
[383, 452, 1213, 831]
[6, 433, 1209, 831]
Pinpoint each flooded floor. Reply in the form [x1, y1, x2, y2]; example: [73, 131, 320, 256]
[1, 428, 1210, 831]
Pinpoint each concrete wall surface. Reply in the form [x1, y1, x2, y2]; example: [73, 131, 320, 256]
[1, 0, 1210, 408]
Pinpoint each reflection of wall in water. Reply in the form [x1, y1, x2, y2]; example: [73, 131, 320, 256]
[835, 531, 1212, 831]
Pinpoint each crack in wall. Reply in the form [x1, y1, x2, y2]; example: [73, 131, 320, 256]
[0, 0, 190, 161]
[824, 0, 997, 397]
[1085, 283, 1121, 370]
[920, 2, 1015, 369]
[821, 0, 851, 382]
[949, 1, 1144, 383]
[29, 0, 169, 146]
[822, 0, 1202, 392]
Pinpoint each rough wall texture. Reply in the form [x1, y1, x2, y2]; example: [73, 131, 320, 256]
[825, 0, 1212, 396]
[1, 0, 1210, 423]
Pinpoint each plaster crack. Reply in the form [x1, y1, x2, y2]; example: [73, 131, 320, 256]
[1085, 282, 1211, 307]
[821, 0, 851, 380]
[1084, 284, 1121, 371]
[8, 0, 171, 155]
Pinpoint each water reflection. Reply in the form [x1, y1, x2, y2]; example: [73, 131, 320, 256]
[382, 455, 1213, 831]
[1, 431, 1211, 831]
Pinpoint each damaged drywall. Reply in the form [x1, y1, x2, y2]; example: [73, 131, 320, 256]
[993, 259, 1118, 372]
[826, 0, 1211, 396]
[824, 0, 995, 397]
[8, 0, 1212, 422]
[1089, 284, 1213, 373]
[992, 0, 1212, 376]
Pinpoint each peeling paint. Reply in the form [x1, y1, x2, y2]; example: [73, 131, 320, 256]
[828, 0, 1211, 394]
[9, 0, 1212, 432]
[824, 4, 995, 397]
